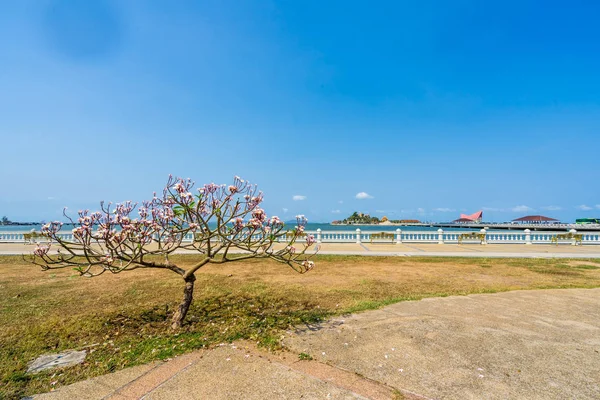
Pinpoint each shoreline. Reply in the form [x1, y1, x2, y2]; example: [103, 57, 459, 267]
[2, 222, 600, 234]
[331, 222, 600, 232]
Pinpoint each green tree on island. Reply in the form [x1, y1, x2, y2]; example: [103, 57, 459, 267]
[343, 212, 380, 224]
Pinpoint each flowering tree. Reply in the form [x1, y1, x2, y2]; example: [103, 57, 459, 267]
[32, 176, 316, 329]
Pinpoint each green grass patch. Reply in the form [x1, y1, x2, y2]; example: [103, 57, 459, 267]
[573, 265, 600, 270]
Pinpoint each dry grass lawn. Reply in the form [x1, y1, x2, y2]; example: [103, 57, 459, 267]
[1, 255, 600, 399]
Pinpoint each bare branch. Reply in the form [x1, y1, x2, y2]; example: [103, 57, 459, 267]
[32, 175, 317, 327]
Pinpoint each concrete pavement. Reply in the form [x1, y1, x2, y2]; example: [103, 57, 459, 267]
[4, 242, 600, 258]
[286, 288, 600, 400]
[32, 344, 400, 400]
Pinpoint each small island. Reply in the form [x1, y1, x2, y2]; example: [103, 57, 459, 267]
[0, 216, 41, 226]
[332, 212, 421, 225]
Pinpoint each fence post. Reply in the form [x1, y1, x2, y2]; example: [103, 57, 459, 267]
[570, 229, 577, 245]
[480, 228, 488, 245]
[437, 228, 444, 244]
[356, 228, 361, 244]
[395, 228, 402, 244]
[316, 228, 322, 244]
[524, 229, 531, 245]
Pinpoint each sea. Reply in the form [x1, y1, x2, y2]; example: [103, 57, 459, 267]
[0, 223, 478, 233]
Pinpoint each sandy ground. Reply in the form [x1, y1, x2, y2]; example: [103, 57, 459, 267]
[6, 241, 600, 258]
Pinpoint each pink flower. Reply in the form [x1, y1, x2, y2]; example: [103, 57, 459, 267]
[41, 221, 63, 235]
[180, 192, 193, 202]
[33, 244, 50, 257]
[234, 218, 244, 230]
[249, 218, 262, 229]
[252, 208, 266, 223]
[173, 182, 186, 193]
[72, 226, 91, 239]
[204, 183, 219, 194]
[306, 234, 316, 246]
[296, 215, 308, 226]
[268, 216, 282, 226]
[231, 176, 248, 193]
[302, 260, 315, 271]
[246, 192, 264, 210]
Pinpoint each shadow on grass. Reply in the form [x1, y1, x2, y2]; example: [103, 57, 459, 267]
[1, 294, 328, 399]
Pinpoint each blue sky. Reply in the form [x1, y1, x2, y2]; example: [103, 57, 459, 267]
[1, 0, 599, 223]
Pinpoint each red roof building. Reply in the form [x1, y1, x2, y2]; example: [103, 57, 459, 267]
[512, 215, 559, 224]
[453, 210, 483, 223]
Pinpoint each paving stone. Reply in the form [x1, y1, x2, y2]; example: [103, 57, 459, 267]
[27, 350, 87, 374]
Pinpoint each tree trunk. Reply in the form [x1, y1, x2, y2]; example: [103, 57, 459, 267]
[171, 274, 196, 329]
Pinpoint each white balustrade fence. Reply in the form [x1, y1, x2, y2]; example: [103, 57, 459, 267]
[0, 233, 75, 243]
[2, 228, 600, 245]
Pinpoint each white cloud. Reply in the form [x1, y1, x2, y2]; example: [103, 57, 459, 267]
[292, 195, 306, 201]
[482, 207, 505, 212]
[47, 197, 55, 200]
[417, 207, 425, 214]
[355, 192, 373, 200]
[578, 205, 593, 211]
[541, 205, 562, 211]
[331, 209, 341, 214]
[433, 208, 455, 212]
[338, 200, 344, 204]
[511, 205, 534, 213]
[596, 205, 600, 209]
[282, 208, 288, 213]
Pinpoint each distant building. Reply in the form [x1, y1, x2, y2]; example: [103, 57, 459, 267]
[453, 218, 477, 223]
[576, 218, 600, 224]
[512, 215, 559, 224]
[453, 210, 483, 223]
